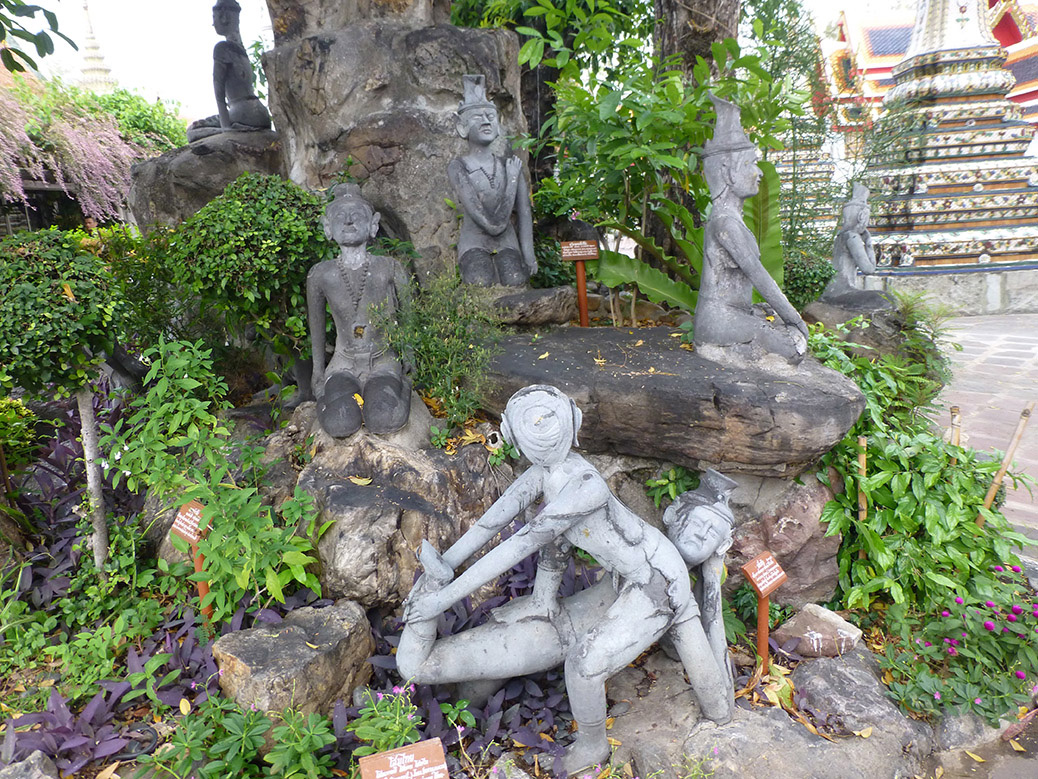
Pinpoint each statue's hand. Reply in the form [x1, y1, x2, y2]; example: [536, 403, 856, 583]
[506, 156, 522, 183]
[402, 584, 447, 624]
[311, 372, 325, 399]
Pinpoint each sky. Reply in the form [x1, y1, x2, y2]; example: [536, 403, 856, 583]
[27, 0, 915, 123]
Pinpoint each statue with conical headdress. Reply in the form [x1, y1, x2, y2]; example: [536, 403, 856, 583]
[820, 183, 892, 309]
[187, 0, 272, 142]
[447, 74, 536, 286]
[694, 94, 808, 363]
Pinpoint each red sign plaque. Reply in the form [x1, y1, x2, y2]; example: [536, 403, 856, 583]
[560, 240, 600, 261]
[741, 551, 787, 598]
[170, 500, 206, 545]
[358, 738, 449, 779]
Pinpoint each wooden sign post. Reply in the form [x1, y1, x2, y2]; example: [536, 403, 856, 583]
[358, 738, 449, 779]
[740, 551, 787, 675]
[170, 500, 213, 622]
[560, 240, 598, 328]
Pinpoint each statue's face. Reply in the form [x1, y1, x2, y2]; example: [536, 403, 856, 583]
[213, 9, 238, 36]
[459, 106, 500, 145]
[505, 391, 573, 466]
[324, 201, 379, 248]
[728, 149, 761, 198]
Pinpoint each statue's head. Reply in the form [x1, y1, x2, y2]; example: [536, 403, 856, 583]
[457, 74, 500, 146]
[323, 183, 381, 249]
[501, 385, 582, 466]
[212, 0, 241, 35]
[841, 182, 870, 230]
[702, 93, 760, 200]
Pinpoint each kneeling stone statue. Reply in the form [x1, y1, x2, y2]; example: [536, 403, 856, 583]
[398, 385, 734, 774]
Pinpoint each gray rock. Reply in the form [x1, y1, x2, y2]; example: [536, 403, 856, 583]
[0, 752, 59, 779]
[298, 432, 510, 606]
[484, 328, 864, 478]
[488, 754, 535, 779]
[492, 287, 578, 326]
[771, 604, 862, 657]
[211, 599, 373, 716]
[264, 22, 523, 286]
[802, 302, 906, 357]
[729, 475, 841, 606]
[791, 647, 933, 759]
[128, 130, 283, 229]
[265, 0, 450, 44]
[934, 711, 1002, 751]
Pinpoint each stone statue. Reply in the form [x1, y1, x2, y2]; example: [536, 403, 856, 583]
[307, 184, 412, 438]
[398, 385, 733, 774]
[186, 0, 272, 143]
[820, 183, 892, 309]
[448, 75, 536, 286]
[694, 94, 808, 362]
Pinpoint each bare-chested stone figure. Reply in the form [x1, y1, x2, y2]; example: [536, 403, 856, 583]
[694, 94, 808, 363]
[820, 183, 892, 309]
[398, 385, 733, 774]
[448, 74, 536, 286]
[307, 184, 412, 438]
[187, 0, 272, 143]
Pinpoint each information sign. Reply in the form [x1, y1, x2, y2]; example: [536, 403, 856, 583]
[560, 240, 600, 261]
[171, 500, 206, 545]
[740, 551, 787, 599]
[358, 738, 449, 779]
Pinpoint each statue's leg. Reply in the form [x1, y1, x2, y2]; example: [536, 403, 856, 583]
[668, 615, 733, 724]
[697, 556, 734, 694]
[318, 373, 363, 438]
[362, 374, 410, 434]
[459, 249, 497, 286]
[494, 249, 529, 286]
[563, 587, 671, 774]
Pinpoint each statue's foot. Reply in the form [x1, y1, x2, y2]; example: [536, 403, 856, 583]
[363, 375, 410, 434]
[319, 374, 363, 438]
[562, 732, 610, 776]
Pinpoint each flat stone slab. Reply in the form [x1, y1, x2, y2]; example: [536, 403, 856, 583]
[485, 328, 864, 477]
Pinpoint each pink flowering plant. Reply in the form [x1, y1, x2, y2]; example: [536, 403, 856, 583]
[880, 565, 1038, 725]
[346, 685, 423, 758]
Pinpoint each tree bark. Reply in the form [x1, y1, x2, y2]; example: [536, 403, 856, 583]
[654, 0, 741, 74]
[76, 386, 108, 571]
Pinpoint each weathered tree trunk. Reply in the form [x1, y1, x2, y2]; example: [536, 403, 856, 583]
[76, 387, 108, 571]
[654, 0, 741, 73]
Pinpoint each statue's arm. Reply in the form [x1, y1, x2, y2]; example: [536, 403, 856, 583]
[448, 160, 512, 236]
[851, 231, 877, 274]
[440, 468, 543, 570]
[515, 166, 536, 275]
[213, 43, 232, 130]
[307, 268, 327, 397]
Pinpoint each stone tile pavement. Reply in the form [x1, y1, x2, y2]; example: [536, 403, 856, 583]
[937, 314, 1038, 540]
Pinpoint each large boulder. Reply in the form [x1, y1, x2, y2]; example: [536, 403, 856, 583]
[211, 600, 373, 716]
[128, 130, 284, 229]
[0, 752, 59, 779]
[485, 327, 865, 478]
[263, 22, 524, 284]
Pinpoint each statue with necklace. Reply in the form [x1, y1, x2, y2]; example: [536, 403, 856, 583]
[307, 184, 413, 438]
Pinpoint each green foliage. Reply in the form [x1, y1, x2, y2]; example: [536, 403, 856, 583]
[731, 583, 795, 630]
[375, 272, 500, 427]
[0, 396, 40, 471]
[743, 159, 783, 288]
[347, 687, 423, 757]
[167, 173, 335, 359]
[0, 229, 124, 394]
[265, 709, 337, 778]
[782, 249, 834, 311]
[529, 237, 576, 289]
[0, 1, 75, 72]
[487, 440, 520, 467]
[644, 466, 700, 508]
[92, 88, 187, 153]
[429, 425, 451, 449]
[591, 250, 699, 312]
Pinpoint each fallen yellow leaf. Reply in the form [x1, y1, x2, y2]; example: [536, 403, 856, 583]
[853, 726, 873, 739]
[305, 642, 319, 649]
[353, 393, 364, 407]
[765, 315, 775, 322]
[605, 717, 615, 730]
[179, 698, 191, 716]
[607, 737, 621, 747]
[458, 429, 485, 446]
[61, 283, 76, 302]
[1018, 706, 1030, 719]
[634, 339, 644, 347]
[648, 367, 656, 373]
[934, 768, 944, 779]
[538, 352, 550, 360]
[1010, 739, 1027, 753]
[594, 357, 607, 366]
[348, 476, 373, 486]
[39, 678, 55, 688]
[539, 733, 554, 743]
[95, 761, 121, 779]
[964, 750, 985, 763]
[669, 332, 681, 337]
[679, 343, 694, 351]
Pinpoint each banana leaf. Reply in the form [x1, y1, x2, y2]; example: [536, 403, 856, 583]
[587, 249, 698, 312]
[743, 158, 783, 287]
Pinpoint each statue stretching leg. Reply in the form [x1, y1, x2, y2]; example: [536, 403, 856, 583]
[398, 386, 733, 773]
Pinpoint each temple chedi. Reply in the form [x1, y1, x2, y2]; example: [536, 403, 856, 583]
[868, 0, 1038, 271]
[78, 2, 116, 95]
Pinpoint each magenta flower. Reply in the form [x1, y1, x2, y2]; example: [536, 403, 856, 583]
[924, 641, 932, 647]
[950, 639, 959, 646]
[1008, 615, 1018, 623]
[984, 620, 996, 631]
[994, 566, 1004, 572]
[1012, 565, 1021, 573]
[941, 610, 950, 617]
[948, 647, 957, 656]
[934, 692, 942, 700]
[1016, 670, 1027, 680]
[974, 697, 982, 704]
[986, 601, 996, 608]
[1012, 605, 1023, 615]
[955, 596, 964, 604]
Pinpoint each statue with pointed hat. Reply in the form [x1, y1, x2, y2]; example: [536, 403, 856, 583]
[187, 0, 272, 142]
[307, 183, 413, 438]
[695, 94, 809, 362]
[820, 183, 892, 309]
[447, 74, 536, 286]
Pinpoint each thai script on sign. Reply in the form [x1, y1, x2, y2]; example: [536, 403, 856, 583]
[359, 738, 449, 779]
[741, 551, 787, 598]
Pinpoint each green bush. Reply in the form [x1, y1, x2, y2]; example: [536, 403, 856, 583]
[0, 397, 40, 472]
[167, 173, 335, 360]
[782, 249, 834, 311]
[529, 237, 576, 289]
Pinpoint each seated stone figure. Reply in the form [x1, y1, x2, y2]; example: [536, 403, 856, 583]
[694, 94, 808, 363]
[398, 385, 733, 774]
[448, 74, 536, 286]
[307, 184, 412, 438]
[187, 0, 272, 143]
[820, 183, 892, 309]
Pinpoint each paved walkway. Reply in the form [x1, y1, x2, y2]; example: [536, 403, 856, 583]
[938, 314, 1038, 539]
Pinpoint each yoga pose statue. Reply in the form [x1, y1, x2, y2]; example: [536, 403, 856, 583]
[820, 183, 892, 309]
[398, 385, 733, 774]
[448, 74, 536, 286]
[694, 94, 809, 362]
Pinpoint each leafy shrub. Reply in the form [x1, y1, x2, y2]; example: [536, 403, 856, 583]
[347, 687, 423, 757]
[782, 249, 834, 311]
[0, 396, 40, 472]
[375, 272, 500, 427]
[644, 465, 700, 508]
[529, 237, 576, 290]
[0, 229, 125, 394]
[91, 88, 187, 153]
[167, 173, 335, 359]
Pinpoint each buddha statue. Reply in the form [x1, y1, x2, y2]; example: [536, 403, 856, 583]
[307, 184, 412, 438]
[447, 74, 536, 286]
[820, 183, 892, 309]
